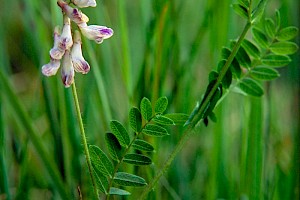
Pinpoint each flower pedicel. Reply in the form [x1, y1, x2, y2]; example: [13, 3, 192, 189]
[41, 0, 113, 87]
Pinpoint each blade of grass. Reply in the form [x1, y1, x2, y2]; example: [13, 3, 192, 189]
[0, 69, 69, 199]
[245, 97, 264, 199]
[0, 21, 11, 200]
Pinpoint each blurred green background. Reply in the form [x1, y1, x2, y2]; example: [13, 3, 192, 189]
[0, 0, 299, 199]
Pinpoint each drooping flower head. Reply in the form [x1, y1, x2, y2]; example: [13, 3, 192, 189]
[41, 0, 113, 87]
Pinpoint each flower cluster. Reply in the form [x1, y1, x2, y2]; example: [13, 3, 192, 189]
[42, 0, 113, 87]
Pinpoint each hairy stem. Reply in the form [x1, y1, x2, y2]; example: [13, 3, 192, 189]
[139, 21, 252, 199]
[71, 82, 98, 199]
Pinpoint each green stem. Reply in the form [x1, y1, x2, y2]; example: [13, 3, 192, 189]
[139, 21, 252, 199]
[71, 82, 98, 199]
[105, 133, 139, 200]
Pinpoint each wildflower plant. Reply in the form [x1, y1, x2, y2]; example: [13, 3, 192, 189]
[0, 0, 296, 199]
[42, 0, 113, 87]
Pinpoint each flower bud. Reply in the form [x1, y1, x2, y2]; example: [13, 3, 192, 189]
[78, 23, 113, 44]
[59, 16, 73, 51]
[71, 31, 90, 74]
[49, 26, 65, 60]
[57, 0, 89, 24]
[42, 58, 61, 76]
[72, 0, 97, 8]
[61, 50, 75, 87]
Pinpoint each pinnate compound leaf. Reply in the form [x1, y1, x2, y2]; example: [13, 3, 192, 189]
[110, 120, 130, 147]
[140, 97, 153, 121]
[164, 113, 189, 126]
[276, 27, 299, 41]
[132, 139, 154, 152]
[232, 4, 248, 20]
[123, 154, 152, 165]
[265, 18, 276, 38]
[142, 124, 169, 137]
[129, 107, 142, 132]
[114, 172, 147, 187]
[251, 67, 280, 80]
[92, 167, 109, 194]
[242, 39, 260, 59]
[105, 133, 123, 162]
[270, 42, 298, 55]
[89, 145, 114, 177]
[252, 28, 269, 48]
[152, 115, 175, 125]
[109, 187, 130, 196]
[261, 54, 291, 67]
[238, 78, 264, 97]
[154, 96, 168, 114]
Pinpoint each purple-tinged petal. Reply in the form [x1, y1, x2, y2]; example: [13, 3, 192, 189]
[59, 16, 73, 51]
[58, 0, 89, 24]
[78, 23, 113, 44]
[49, 26, 65, 60]
[72, 0, 97, 8]
[42, 58, 61, 76]
[61, 50, 75, 87]
[71, 31, 90, 74]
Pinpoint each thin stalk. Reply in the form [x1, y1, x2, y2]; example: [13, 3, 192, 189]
[139, 21, 252, 199]
[0, 82, 10, 200]
[0, 69, 69, 199]
[71, 81, 98, 199]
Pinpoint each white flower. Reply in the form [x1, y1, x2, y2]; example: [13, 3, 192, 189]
[49, 26, 65, 60]
[61, 50, 75, 87]
[78, 23, 113, 44]
[42, 58, 61, 76]
[58, 16, 73, 51]
[57, 0, 89, 24]
[72, 0, 97, 8]
[71, 31, 90, 74]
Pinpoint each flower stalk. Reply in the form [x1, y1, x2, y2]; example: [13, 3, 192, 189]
[71, 81, 98, 199]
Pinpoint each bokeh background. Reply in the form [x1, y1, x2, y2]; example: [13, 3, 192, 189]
[0, 0, 299, 199]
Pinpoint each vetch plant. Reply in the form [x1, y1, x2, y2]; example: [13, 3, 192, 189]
[41, 0, 113, 198]
[89, 97, 188, 198]
[0, 0, 295, 199]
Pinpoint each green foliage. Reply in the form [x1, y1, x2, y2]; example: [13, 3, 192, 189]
[89, 97, 184, 198]
[114, 172, 147, 187]
[140, 97, 153, 121]
[188, 1, 298, 127]
[110, 120, 130, 148]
